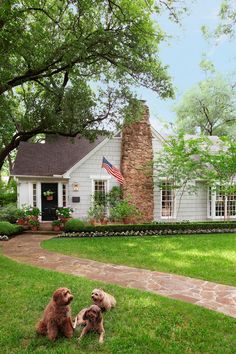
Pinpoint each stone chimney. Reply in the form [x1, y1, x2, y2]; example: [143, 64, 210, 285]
[121, 103, 154, 222]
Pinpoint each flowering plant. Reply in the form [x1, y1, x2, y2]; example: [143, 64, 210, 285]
[56, 207, 73, 219]
[23, 205, 41, 217]
[43, 190, 54, 197]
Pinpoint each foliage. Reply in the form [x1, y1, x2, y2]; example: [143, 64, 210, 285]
[44, 233, 236, 287]
[0, 0, 181, 170]
[2, 254, 236, 353]
[0, 203, 24, 224]
[43, 190, 54, 197]
[107, 186, 122, 208]
[23, 205, 41, 217]
[51, 219, 61, 227]
[56, 207, 73, 219]
[174, 73, 236, 137]
[0, 221, 23, 236]
[28, 219, 40, 228]
[153, 133, 205, 197]
[64, 218, 86, 232]
[87, 203, 106, 221]
[110, 199, 141, 221]
[202, 0, 236, 39]
[0, 179, 17, 206]
[57, 221, 236, 238]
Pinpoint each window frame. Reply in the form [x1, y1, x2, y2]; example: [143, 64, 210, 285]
[160, 180, 175, 219]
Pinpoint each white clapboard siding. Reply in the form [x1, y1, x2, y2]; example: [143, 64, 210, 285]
[69, 137, 122, 219]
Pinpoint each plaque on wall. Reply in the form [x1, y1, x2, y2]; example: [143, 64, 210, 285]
[72, 196, 80, 203]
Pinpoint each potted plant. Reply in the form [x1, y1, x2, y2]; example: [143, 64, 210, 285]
[28, 219, 40, 231]
[87, 203, 105, 225]
[110, 199, 141, 224]
[43, 190, 54, 201]
[56, 207, 73, 224]
[52, 219, 61, 232]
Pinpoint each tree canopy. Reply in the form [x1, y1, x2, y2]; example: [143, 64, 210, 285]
[174, 73, 236, 136]
[0, 0, 185, 171]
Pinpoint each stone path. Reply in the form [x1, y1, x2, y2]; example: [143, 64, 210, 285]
[2, 233, 236, 319]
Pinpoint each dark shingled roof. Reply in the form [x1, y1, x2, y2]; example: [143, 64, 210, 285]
[12, 135, 106, 176]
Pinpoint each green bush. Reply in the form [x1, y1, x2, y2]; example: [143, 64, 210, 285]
[0, 221, 23, 236]
[64, 218, 86, 232]
[0, 204, 24, 223]
[61, 221, 236, 238]
[0, 192, 17, 206]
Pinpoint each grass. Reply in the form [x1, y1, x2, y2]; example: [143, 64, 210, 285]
[42, 233, 236, 286]
[0, 252, 236, 353]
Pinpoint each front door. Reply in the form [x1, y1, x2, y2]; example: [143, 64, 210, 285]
[41, 183, 58, 221]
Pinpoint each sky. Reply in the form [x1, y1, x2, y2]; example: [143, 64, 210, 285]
[138, 0, 236, 133]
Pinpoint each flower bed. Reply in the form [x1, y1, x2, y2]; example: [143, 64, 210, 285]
[59, 221, 236, 238]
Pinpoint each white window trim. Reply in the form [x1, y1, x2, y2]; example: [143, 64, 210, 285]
[90, 176, 110, 200]
[160, 181, 176, 219]
[208, 187, 236, 219]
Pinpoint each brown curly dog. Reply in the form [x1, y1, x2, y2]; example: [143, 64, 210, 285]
[36, 287, 74, 341]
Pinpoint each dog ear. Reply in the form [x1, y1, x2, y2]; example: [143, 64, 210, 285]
[53, 289, 60, 302]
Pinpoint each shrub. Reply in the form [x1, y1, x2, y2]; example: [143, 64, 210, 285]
[64, 218, 86, 232]
[0, 204, 24, 224]
[0, 221, 23, 236]
[110, 199, 141, 221]
[60, 221, 236, 238]
[87, 203, 105, 221]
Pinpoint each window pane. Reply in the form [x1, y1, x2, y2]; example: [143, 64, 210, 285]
[161, 182, 173, 217]
[62, 184, 67, 207]
[33, 183, 37, 207]
[94, 180, 107, 206]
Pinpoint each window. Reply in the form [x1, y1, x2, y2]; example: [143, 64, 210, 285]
[33, 183, 37, 207]
[161, 181, 174, 217]
[227, 192, 236, 216]
[209, 187, 236, 218]
[62, 184, 67, 207]
[93, 180, 107, 206]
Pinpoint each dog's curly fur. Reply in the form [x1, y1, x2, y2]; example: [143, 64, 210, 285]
[36, 287, 74, 341]
[91, 288, 116, 311]
[74, 305, 105, 343]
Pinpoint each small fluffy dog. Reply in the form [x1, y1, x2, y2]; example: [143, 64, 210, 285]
[74, 305, 105, 343]
[36, 287, 74, 341]
[91, 288, 116, 311]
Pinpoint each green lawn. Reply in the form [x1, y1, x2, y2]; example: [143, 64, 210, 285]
[43, 233, 236, 286]
[0, 252, 236, 353]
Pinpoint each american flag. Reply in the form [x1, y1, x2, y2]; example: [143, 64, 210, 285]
[102, 157, 124, 184]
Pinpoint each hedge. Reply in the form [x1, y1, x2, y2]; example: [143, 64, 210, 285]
[60, 221, 236, 238]
[0, 221, 23, 238]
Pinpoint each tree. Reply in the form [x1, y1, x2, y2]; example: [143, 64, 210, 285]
[0, 0, 189, 171]
[174, 73, 236, 136]
[202, 0, 236, 39]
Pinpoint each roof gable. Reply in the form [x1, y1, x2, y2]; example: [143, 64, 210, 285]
[12, 135, 106, 177]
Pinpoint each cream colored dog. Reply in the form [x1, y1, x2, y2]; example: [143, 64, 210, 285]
[91, 288, 116, 311]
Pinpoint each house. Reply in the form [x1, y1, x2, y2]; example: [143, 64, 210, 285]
[11, 105, 236, 222]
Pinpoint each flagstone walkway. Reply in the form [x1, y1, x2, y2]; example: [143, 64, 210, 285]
[2, 233, 236, 319]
